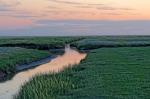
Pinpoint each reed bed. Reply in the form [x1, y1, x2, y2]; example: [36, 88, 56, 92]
[71, 36, 150, 50]
[16, 47, 150, 99]
[0, 47, 49, 74]
[0, 37, 84, 50]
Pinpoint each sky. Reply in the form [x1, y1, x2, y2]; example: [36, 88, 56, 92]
[0, 0, 150, 36]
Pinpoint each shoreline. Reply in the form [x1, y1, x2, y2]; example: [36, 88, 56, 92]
[16, 56, 56, 71]
[0, 46, 84, 81]
[0, 55, 56, 81]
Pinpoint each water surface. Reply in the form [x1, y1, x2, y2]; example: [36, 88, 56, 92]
[0, 47, 86, 99]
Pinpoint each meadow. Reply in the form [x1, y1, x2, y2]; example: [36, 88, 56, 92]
[16, 47, 150, 99]
[2, 36, 150, 50]
[0, 37, 83, 50]
[71, 36, 150, 50]
[0, 36, 150, 99]
[0, 47, 49, 76]
[0, 37, 84, 78]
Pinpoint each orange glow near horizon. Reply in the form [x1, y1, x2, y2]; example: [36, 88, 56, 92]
[0, 0, 150, 27]
[0, 17, 33, 28]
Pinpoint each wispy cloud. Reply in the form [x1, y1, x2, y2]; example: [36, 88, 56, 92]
[97, 6, 117, 11]
[0, 0, 41, 19]
[0, 7, 12, 12]
[48, 0, 83, 5]
[97, 6, 134, 11]
[47, 6, 60, 9]
[0, 0, 21, 13]
[88, 4, 104, 6]
[48, 0, 134, 11]
[73, 5, 93, 9]
[45, 9, 94, 16]
[0, 0, 20, 8]
[0, 14, 41, 18]
[46, 0, 135, 17]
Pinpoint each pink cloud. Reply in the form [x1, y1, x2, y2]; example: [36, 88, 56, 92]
[0, 17, 33, 29]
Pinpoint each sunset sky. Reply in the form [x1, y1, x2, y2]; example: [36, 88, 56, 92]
[0, 0, 150, 36]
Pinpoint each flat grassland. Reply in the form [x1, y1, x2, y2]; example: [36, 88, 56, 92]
[16, 47, 150, 99]
[2, 36, 150, 50]
[72, 36, 150, 50]
[0, 47, 49, 74]
[0, 37, 83, 75]
[1, 36, 150, 99]
[0, 37, 83, 50]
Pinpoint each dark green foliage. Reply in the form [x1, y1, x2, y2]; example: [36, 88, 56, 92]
[16, 47, 150, 99]
[0, 37, 84, 50]
[0, 47, 49, 73]
[16, 68, 79, 99]
[0, 37, 84, 76]
[71, 36, 150, 50]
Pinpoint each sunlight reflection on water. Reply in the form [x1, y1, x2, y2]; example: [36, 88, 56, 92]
[0, 46, 86, 99]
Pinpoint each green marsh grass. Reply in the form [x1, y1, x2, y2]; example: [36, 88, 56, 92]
[71, 36, 150, 50]
[16, 47, 150, 99]
[0, 47, 49, 74]
[0, 37, 84, 50]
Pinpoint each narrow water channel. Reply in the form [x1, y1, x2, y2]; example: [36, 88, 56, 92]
[0, 46, 86, 99]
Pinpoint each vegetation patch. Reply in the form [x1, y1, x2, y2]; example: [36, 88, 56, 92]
[71, 36, 150, 50]
[0, 47, 49, 74]
[16, 47, 150, 99]
[0, 37, 84, 50]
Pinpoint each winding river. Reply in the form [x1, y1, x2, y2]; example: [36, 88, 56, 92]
[0, 46, 86, 99]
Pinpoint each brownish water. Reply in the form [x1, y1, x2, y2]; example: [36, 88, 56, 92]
[0, 46, 86, 99]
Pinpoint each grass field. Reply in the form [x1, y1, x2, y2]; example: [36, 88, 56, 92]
[0, 37, 84, 75]
[0, 47, 49, 74]
[16, 47, 150, 99]
[0, 37, 83, 50]
[2, 36, 150, 50]
[71, 36, 150, 50]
